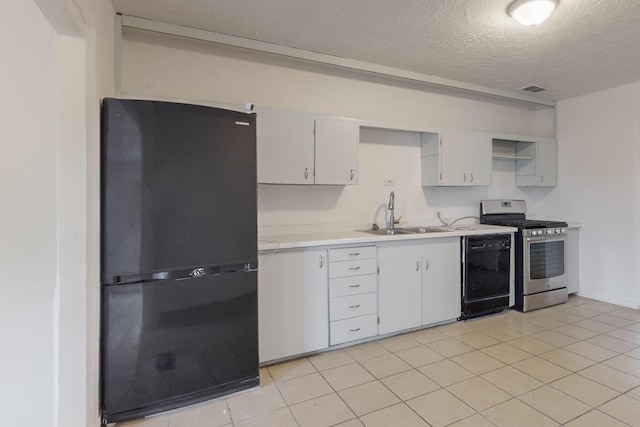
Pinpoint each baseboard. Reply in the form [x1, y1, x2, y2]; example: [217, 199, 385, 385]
[575, 290, 640, 310]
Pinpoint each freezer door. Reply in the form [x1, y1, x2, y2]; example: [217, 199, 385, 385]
[101, 98, 257, 280]
[101, 271, 258, 423]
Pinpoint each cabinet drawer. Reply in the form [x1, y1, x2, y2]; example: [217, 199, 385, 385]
[330, 314, 378, 346]
[329, 259, 377, 279]
[329, 246, 376, 262]
[330, 292, 377, 321]
[329, 274, 377, 298]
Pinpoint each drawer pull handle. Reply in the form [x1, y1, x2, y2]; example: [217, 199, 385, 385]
[349, 267, 361, 271]
[348, 252, 361, 257]
[349, 304, 361, 310]
[349, 284, 361, 288]
[349, 328, 361, 333]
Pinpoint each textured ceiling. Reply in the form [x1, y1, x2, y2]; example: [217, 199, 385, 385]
[111, 0, 640, 101]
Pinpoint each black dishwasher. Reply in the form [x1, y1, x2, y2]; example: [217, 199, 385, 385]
[461, 234, 511, 320]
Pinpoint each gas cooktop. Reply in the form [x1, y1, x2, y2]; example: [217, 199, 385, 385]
[479, 200, 568, 230]
[481, 218, 568, 229]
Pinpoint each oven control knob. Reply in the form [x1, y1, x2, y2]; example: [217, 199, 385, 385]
[546, 229, 554, 235]
[555, 229, 561, 234]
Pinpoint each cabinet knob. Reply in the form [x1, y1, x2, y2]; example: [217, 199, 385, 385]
[425, 260, 430, 270]
[350, 169, 355, 181]
[348, 266, 361, 271]
[416, 261, 420, 271]
[349, 328, 361, 333]
[349, 284, 361, 288]
[540, 175, 544, 184]
[304, 168, 309, 180]
[470, 173, 474, 183]
[348, 252, 360, 257]
[319, 255, 324, 268]
[463, 173, 467, 182]
[349, 304, 361, 310]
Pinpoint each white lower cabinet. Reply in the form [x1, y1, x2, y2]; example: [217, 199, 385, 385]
[330, 314, 378, 345]
[379, 238, 461, 335]
[421, 239, 461, 326]
[328, 246, 378, 345]
[567, 228, 580, 294]
[378, 243, 422, 334]
[259, 239, 462, 361]
[258, 249, 329, 363]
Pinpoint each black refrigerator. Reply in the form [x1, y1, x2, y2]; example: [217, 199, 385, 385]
[100, 98, 259, 424]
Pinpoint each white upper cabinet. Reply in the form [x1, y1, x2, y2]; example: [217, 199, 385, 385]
[535, 140, 557, 187]
[315, 118, 359, 185]
[514, 139, 557, 187]
[421, 130, 492, 186]
[256, 108, 315, 184]
[256, 108, 359, 185]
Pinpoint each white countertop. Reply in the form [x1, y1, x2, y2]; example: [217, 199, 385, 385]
[258, 224, 517, 252]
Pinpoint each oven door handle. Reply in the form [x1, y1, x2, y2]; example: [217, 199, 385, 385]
[525, 236, 567, 244]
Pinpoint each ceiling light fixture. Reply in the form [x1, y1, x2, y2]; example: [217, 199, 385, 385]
[508, 0, 558, 26]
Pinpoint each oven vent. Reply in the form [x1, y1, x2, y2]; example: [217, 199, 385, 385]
[519, 84, 547, 93]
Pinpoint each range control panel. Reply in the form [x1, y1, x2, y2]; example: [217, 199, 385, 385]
[523, 228, 567, 237]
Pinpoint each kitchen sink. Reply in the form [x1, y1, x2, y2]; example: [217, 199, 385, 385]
[400, 226, 451, 233]
[360, 228, 410, 235]
[359, 226, 451, 235]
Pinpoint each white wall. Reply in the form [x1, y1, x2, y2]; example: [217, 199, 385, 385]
[1, 1, 114, 426]
[0, 1, 58, 425]
[77, 2, 116, 424]
[543, 82, 640, 309]
[119, 28, 556, 233]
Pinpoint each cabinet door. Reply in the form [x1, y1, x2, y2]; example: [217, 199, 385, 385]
[466, 134, 492, 186]
[440, 130, 491, 186]
[439, 130, 468, 186]
[567, 229, 579, 294]
[258, 249, 328, 362]
[536, 140, 557, 187]
[378, 244, 422, 335]
[421, 238, 461, 326]
[256, 108, 315, 184]
[315, 118, 359, 185]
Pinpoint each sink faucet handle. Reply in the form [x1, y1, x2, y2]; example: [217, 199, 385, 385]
[393, 216, 401, 225]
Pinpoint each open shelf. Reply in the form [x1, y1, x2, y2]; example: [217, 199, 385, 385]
[492, 154, 535, 160]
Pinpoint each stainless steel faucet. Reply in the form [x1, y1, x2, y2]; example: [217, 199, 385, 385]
[388, 191, 400, 230]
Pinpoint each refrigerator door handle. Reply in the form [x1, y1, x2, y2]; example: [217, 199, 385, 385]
[106, 262, 258, 285]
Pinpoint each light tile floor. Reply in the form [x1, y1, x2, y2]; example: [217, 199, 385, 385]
[120, 296, 640, 427]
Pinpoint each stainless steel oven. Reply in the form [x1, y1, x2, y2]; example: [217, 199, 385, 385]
[521, 229, 568, 311]
[480, 199, 569, 312]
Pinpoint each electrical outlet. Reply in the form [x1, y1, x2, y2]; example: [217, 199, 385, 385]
[384, 177, 395, 186]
